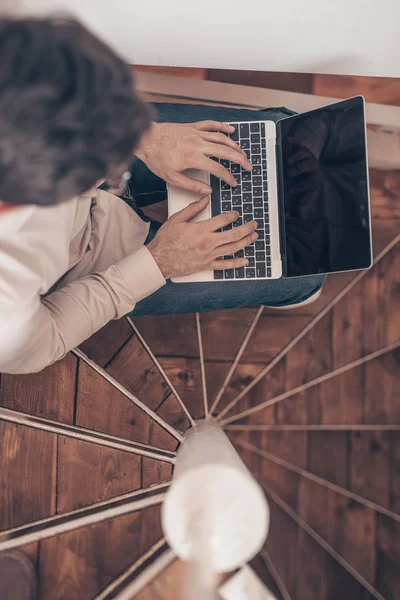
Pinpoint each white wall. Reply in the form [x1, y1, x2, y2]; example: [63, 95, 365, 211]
[16, 0, 400, 77]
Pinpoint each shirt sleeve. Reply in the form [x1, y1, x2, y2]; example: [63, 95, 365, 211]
[0, 245, 165, 374]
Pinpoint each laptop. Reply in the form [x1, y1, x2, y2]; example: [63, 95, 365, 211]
[167, 96, 372, 283]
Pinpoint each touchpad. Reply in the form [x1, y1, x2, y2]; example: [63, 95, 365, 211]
[167, 169, 211, 222]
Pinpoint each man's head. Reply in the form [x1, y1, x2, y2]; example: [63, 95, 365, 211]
[0, 17, 151, 208]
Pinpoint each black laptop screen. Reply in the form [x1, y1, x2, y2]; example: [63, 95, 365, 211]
[279, 96, 372, 277]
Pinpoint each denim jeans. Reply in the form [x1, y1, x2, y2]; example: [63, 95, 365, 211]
[128, 103, 326, 316]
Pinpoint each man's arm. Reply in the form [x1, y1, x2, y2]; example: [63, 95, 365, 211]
[0, 245, 165, 374]
[1, 197, 258, 374]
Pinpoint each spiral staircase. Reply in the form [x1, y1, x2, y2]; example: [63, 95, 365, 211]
[0, 185, 399, 597]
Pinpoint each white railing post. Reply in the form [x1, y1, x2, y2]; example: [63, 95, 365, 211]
[162, 420, 269, 575]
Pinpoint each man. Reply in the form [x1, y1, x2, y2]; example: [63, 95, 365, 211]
[0, 17, 325, 375]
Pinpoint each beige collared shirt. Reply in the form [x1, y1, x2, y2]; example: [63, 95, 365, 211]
[0, 188, 166, 374]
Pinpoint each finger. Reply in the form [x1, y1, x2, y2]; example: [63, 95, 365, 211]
[203, 157, 251, 188]
[204, 144, 252, 172]
[192, 120, 235, 135]
[216, 231, 259, 256]
[210, 257, 249, 270]
[171, 172, 212, 195]
[214, 219, 257, 244]
[201, 210, 240, 232]
[201, 159, 238, 187]
[171, 195, 210, 223]
[204, 210, 241, 232]
[201, 131, 247, 158]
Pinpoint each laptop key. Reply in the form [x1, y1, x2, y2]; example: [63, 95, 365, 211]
[234, 249, 245, 258]
[263, 181, 268, 191]
[221, 159, 229, 168]
[242, 171, 251, 181]
[232, 197, 242, 206]
[241, 139, 250, 149]
[267, 268, 272, 277]
[222, 191, 231, 201]
[240, 123, 250, 138]
[244, 149, 251, 159]
[254, 198, 262, 207]
[262, 149, 267, 159]
[214, 270, 224, 279]
[221, 181, 230, 190]
[256, 263, 266, 278]
[233, 218, 242, 227]
[231, 163, 240, 174]
[250, 123, 260, 133]
[253, 176, 262, 186]
[251, 145, 261, 155]
[266, 245, 271, 255]
[243, 204, 253, 214]
[244, 214, 253, 223]
[246, 268, 256, 278]
[253, 165, 262, 175]
[262, 160, 267, 169]
[254, 208, 263, 219]
[255, 240, 265, 250]
[253, 187, 263, 196]
[256, 251, 266, 262]
[245, 246, 255, 256]
[232, 185, 242, 195]
[243, 182, 252, 192]
[225, 269, 235, 279]
[261, 139, 266, 148]
[266, 257, 271, 266]
[247, 256, 255, 267]
[253, 155, 261, 165]
[222, 202, 231, 212]
[230, 125, 239, 141]
[243, 193, 252, 203]
[235, 267, 245, 278]
[265, 235, 270, 244]
[251, 133, 261, 144]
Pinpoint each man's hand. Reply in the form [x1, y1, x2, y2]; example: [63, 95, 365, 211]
[135, 121, 252, 194]
[147, 197, 258, 280]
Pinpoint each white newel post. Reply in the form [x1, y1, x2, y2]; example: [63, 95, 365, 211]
[162, 420, 269, 578]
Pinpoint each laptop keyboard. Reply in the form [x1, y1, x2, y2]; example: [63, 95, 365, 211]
[210, 122, 272, 280]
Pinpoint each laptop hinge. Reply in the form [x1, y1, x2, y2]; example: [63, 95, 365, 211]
[275, 121, 288, 277]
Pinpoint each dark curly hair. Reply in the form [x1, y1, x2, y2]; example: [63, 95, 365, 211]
[0, 17, 151, 206]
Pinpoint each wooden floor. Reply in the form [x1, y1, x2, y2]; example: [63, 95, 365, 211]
[0, 71, 399, 600]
